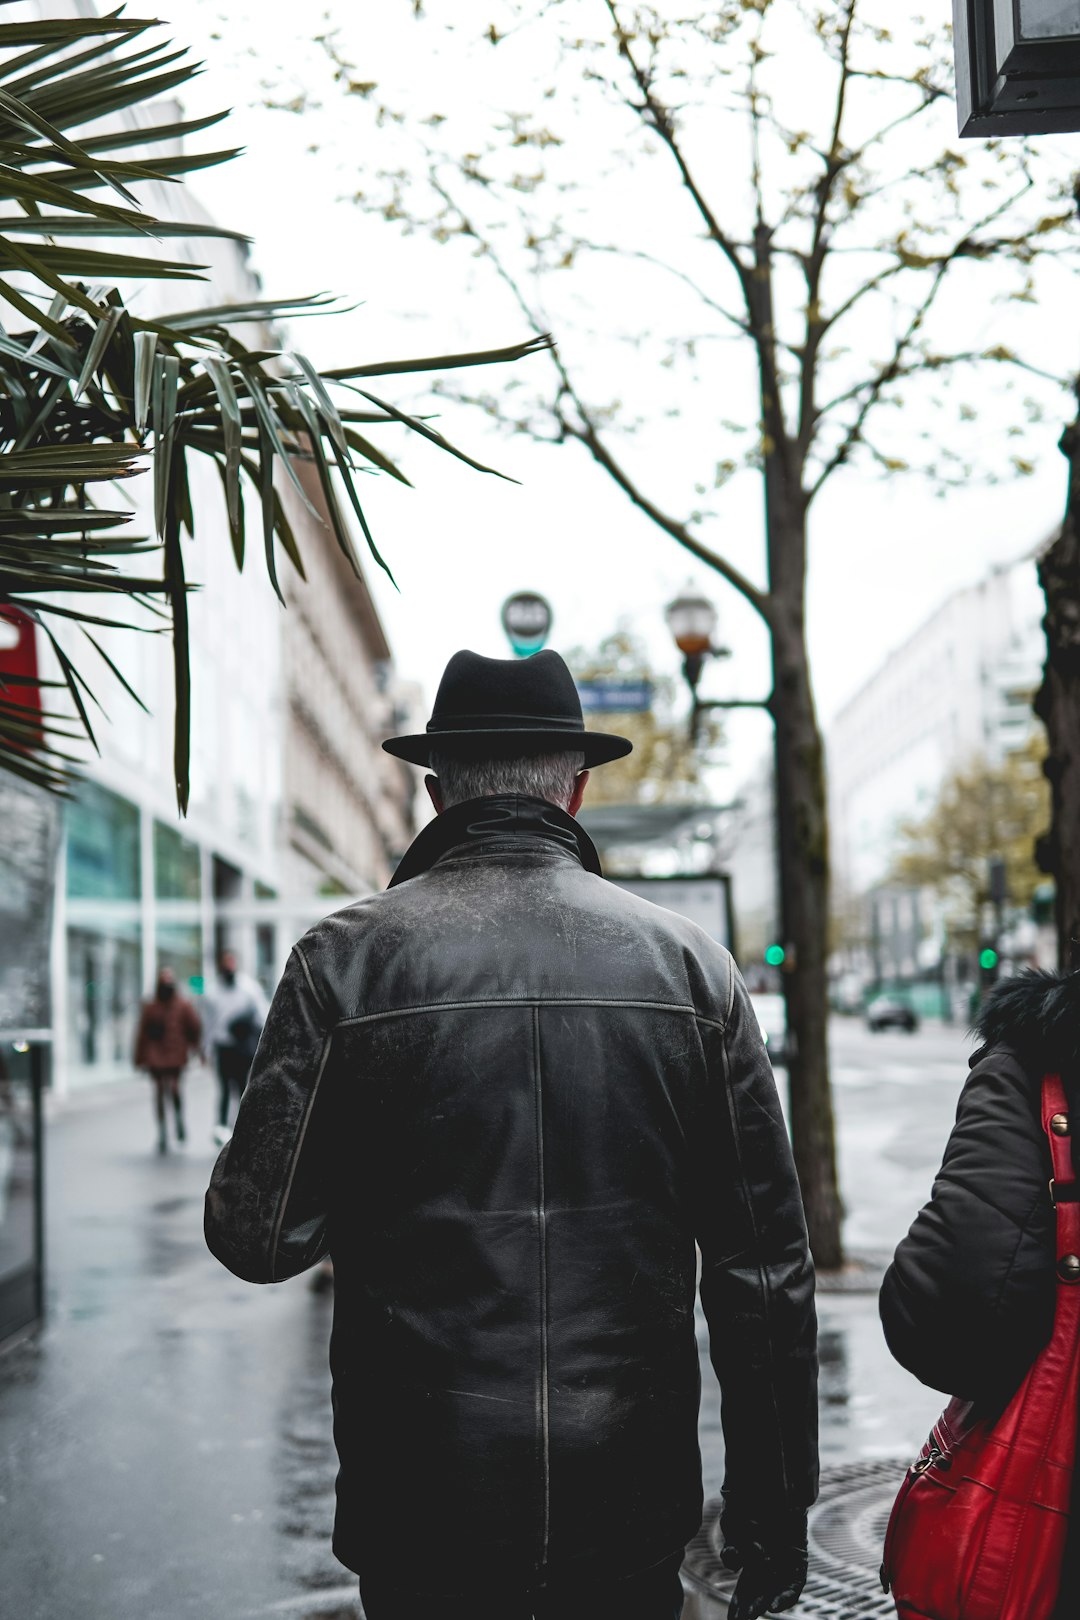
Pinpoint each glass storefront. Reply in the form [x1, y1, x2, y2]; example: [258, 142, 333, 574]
[59, 779, 285, 1088]
[67, 920, 141, 1071]
[65, 781, 144, 1082]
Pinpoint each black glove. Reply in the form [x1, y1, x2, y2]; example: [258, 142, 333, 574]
[719, 1500, 809, 1620]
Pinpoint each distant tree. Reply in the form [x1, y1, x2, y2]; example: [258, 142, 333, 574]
[566, 628, 722, 807]
[890, 737, 1049, 945]
[296, 0, 1080, 1265]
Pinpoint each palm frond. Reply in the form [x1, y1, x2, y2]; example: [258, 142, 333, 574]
[0, 9, 550, 809]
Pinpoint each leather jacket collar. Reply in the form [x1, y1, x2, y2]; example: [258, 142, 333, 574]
[388, 793, 603, 888]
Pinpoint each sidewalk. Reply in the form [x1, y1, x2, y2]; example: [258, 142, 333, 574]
[0, 1071, 356, 1620]
[0, 1026, 961, 1618]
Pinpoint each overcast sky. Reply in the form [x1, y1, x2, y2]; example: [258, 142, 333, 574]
[155, 0, 1078, 788]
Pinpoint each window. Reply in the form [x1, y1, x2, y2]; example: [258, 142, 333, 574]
[66, 781, 139, 900]
[156, 921, 202, 992]
[154, 821, 200, 900]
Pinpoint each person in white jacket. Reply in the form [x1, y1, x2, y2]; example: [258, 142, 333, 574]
[205, 950, 267, 1140]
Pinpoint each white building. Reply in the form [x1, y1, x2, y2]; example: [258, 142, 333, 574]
[34, 90, 414, 1091]
[280, 459, 416, 899]
[828, 550, 1046, 902]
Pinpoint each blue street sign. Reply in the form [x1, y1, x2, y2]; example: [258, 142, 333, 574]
[576, 679, 653, 713]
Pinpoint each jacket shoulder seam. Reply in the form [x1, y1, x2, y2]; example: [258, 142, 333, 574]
[333, 996, 727, 1033]
[293, 941, 330, 1019]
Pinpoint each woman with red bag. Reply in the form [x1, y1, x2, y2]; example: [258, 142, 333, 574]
[879, 968, 1080, 1619]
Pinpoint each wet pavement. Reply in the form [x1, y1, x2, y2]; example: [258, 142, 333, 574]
[0, 1019, 973, 1618]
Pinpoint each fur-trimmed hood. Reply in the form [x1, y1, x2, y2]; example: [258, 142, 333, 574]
[972, 968, 1080, 1075]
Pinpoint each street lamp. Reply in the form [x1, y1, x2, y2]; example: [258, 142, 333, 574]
[664, 591, 719, 694]
[954, 0, 1080, 135]
[664, 594, 789, 979]
[664, 590, 769, 738]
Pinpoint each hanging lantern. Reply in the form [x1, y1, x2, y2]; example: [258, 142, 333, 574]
[954, 0, 1080, 136]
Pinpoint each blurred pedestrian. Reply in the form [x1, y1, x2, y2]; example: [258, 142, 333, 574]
[205, 950, 267, 1142]
[206, 650, 817, 1620]
[880, 967, 1080, 1619]
[133, 967, 201, 1154]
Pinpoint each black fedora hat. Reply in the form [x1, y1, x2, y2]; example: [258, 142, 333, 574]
[382, 649, 633, 769]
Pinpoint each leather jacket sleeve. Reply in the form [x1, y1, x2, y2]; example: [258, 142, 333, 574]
[879, 1046, 1055, 1406]
[696, 969, 819, 1522]
[204, 944, 335, 1283]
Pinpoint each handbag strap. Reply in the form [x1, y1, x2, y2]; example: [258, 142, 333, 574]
[1043, 1077, 1080, 1258]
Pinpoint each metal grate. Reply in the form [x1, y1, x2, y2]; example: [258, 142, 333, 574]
[684, 1460, 903, 1618]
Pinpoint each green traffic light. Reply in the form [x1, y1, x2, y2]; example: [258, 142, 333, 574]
[765, 944, 785, 967]
[979, 948, 999, 971]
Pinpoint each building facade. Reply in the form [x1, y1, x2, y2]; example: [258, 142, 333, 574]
[280, 462, 416, 899]
[39, 102, 415, 1092]
[828, 552, 1046, 900]
[826, 550, 1050, 999]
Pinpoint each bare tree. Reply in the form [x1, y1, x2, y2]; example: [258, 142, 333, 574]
[287, 0, 1078, 1264]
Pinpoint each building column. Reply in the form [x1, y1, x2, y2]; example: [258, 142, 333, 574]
[50, 830, 68, 1100]
[199, 843, 214, 990]
[238, 871, 257, 983]
[139, 806, 155, 997]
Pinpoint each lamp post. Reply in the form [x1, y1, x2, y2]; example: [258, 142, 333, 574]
[664, 591, 720, 698]
[664, 590, 770, 742]
[664, 591, 787, 977]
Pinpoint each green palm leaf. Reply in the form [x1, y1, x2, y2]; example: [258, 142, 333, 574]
[0, 9, 550, 807]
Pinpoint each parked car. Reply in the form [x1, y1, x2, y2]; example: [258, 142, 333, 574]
[865, 996, 918, 1033]
[749, 992, 791, 1066]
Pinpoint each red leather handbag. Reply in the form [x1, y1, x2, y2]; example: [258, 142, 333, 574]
[880, 1073, 1080, 1620]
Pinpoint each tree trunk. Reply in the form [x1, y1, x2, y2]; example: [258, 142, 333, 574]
[1035, 405, 1080, 972]
[769, 589, 844, 1268]
[749, 226, 843, 1266]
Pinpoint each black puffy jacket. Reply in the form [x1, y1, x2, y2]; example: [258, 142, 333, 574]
[880, 969, 1080, 1615]
[205, 795, 818, 1594]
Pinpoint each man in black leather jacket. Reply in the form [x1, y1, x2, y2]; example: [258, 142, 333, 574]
[205, 650, 819, 1620]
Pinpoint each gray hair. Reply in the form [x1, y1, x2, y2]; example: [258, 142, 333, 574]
[429, 750, 586, 810]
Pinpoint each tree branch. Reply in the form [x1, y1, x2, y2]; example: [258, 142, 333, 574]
[814, 346, 1065, 425]
[805, 257, 950, 498]
[601, 0, 752, 301]
[815, 259, 908, 339]
[559, 407, 773, 624]
[569, 239, 753, 340]
[797, 0, 856, 462]
[805, 178, 1040, 497]
[424, 159, 773, 625]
